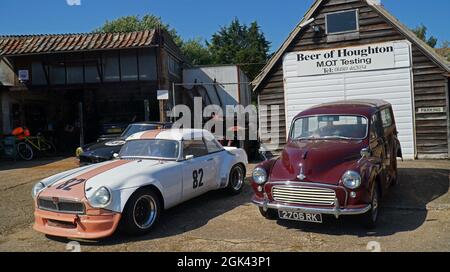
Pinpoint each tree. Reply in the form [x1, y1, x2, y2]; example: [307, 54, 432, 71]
[412, 24, 438, 48]
[180, 38, 212, 65]
[208, 19, 271, 79]
[94, 15, 183, 46]
[436, 40, 450, 61]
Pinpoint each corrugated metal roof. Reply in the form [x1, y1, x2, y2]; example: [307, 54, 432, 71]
[0, 30, 157, 56]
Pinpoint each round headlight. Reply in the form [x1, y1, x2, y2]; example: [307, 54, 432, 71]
[89, 187, 111, 208]
[252, 167, 268, 185]
[32, 182, 45, 199]
[342, 171, 362, 189]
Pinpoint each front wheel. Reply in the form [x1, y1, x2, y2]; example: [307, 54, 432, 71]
[226, 164, 245, 195]
[361, 183, 380, 229]
[121, 189, 161, 236]
[17, 142, 34, 161]
[259, 207, 278, 220]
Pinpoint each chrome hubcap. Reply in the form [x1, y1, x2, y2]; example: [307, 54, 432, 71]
[231, 167, 244, 191]
[133, 195, 157, 229]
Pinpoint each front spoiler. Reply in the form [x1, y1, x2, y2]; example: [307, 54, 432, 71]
[252, 197, 371, 219]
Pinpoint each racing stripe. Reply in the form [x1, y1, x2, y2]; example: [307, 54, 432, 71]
[140, 129, 163, 139]
[39, 160, 132, 201]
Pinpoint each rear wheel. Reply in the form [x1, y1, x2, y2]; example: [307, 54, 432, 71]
[226, 164, 245, 195]
[17, 142, 33, 161]
[259, 207, 278, 220]
[361, 183, 380, 229]
[121, 189, 161, 236]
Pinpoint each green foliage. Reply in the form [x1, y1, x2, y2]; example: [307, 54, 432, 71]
[412, 24, 438, 48]
[94, 15, 183, 46]
[94, 16, 271, 79]
[208, 19, 271, 79]
[180, 38, 212, 65]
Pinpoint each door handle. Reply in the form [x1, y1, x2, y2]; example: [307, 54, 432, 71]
[207, 158, 214, 162]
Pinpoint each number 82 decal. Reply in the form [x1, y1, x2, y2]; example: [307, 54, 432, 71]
[193, 169, 204, 189]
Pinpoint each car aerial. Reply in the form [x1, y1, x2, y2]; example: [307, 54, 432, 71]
[78, 122, 172, 165]
[32, 129, 248, 239]
[251, 100, 402, 228]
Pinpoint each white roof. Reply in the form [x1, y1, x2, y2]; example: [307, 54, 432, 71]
[126, 129, 215, 141]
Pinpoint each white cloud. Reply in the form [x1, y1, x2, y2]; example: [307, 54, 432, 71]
[66, 0, 81, 6]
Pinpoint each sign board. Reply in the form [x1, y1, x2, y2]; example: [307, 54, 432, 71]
[284, 41, 411, 77]
[157, 90, 169, 100]
[417, 107, 446, 114]
[18, 70, 29, 81]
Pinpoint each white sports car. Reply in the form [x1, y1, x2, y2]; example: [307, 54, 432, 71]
[32, 129, 248, 239]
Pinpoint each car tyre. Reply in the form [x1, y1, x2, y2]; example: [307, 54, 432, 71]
[226, 164, 245, 195]
[390, 158, 398, 187]
[121, 188, 161, 236]
[259, 207, 278, 220]
[361, 182, 380, 229]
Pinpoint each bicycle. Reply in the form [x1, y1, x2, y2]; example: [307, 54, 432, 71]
[16, 133, 57, 161]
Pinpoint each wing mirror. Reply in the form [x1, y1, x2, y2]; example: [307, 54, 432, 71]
[360, 148, 371, 158]
[185, 155, 194, 161]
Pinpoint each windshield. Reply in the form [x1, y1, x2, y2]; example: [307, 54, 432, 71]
[121, 124, 159, 138]
[119, 139, 179, 160]
[291, 115, 368, 140]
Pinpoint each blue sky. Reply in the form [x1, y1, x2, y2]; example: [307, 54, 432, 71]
[0, 0, 448, 51]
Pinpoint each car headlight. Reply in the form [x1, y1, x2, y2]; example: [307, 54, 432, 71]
[342, 171, 362, 189]
[32, 182, 46, 199]
[252, 167, 268, 185]
[88, 187, 112, 208]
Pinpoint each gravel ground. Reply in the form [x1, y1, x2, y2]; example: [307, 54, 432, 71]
[0, 157, 449, 252]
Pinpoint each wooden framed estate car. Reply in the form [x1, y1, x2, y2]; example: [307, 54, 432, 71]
[251, 100, 402, 228]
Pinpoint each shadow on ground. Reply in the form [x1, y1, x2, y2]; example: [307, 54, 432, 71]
[46, 180, 255, 246]
[277, 167, 449, 237]
[0, 156, 72, 171]
[46, 166, 449, 244]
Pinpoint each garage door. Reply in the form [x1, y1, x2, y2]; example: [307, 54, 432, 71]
[283, 41, 415, 159]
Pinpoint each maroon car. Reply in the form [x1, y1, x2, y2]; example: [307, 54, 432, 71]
[251, 100, 402, 228]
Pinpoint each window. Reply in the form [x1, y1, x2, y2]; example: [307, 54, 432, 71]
[119, 140, 179, 160]
[183, 140, 208, 158]
[380, 108, 393, 128]
[138, 49, 157, 80]
[205, 138, 223, 153]
[31, 61, 47, 85]
[103, 52, 120, 82]
[326, 10, 359, 34]
[120, 50, 138, 81]
[370, 114, 382, 141]
[291, 115, 368, 140]
[168, 54, 181, 76]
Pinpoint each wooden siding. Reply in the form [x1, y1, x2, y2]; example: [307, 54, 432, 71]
[257, 0, 449, 158]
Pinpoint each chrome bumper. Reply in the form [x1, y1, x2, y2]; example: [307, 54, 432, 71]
[252, 198, 371, 219]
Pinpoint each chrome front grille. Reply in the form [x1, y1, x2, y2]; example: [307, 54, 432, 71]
[38, 198, 85, 214]
[272, 185, 336, 206]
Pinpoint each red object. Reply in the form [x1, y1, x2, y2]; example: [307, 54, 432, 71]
[251, 100, 402, 226]
[12, 127, 30, 140]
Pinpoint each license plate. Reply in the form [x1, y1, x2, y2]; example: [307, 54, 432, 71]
[278, 210, 323, 223]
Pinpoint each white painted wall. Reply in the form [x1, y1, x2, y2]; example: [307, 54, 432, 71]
[282, 40, 415, 159]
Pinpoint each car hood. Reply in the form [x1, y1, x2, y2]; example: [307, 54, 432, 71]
[82, 138, 126, 158]
[38, 159, 177, 201]
[269, 140, 365, 185]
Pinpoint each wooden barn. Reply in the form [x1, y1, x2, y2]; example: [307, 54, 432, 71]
[253, 0, 450, 159]
[0, 29, 184, 150]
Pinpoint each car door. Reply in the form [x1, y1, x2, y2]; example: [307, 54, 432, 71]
[181, 139, 216, 201]
[204, 137, 226, 188]
[380, 107, 397, 185]
[368, 112, 386, 179]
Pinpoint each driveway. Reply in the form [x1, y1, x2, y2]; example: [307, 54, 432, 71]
[0, 157, 449, 252]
